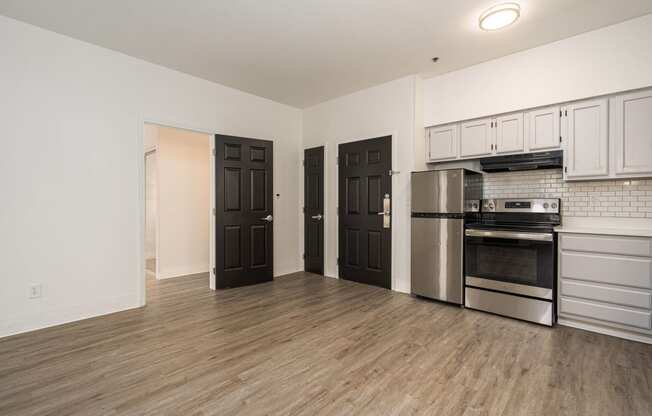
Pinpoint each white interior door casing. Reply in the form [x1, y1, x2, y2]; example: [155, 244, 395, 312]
[460, 118, 493, 158]
[494, 112, 524, 154]
[566, 98, 609, 179]
[527, 106, 561, 151]
[611, 89, 652, 177]
[427, 123, 458, 161]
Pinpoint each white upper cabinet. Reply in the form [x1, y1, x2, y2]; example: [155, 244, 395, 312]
[494, 112, 524, 154]
[611, 89, 652, 177]
[565, 98, 609, 179]
[526, 106, 561, 151]
[460, 118, 493, 158]
[426, 123, 458, 161]
[424, 87, 652, 182]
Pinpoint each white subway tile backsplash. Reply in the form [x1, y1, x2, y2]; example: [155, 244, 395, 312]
[482, 168, 651, 218]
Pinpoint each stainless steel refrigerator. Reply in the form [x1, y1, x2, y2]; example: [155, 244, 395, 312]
[411, 169, 482, 304]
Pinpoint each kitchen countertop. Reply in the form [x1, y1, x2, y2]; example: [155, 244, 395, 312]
[554, 217, 652, 237]
[554, 225, 652, 238]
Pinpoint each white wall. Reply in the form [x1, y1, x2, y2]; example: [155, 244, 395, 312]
[302, 76, 417, 293]
[423, 14, 652, 127]
[0, 15, 302, 338]
[156, 126, 210, 279]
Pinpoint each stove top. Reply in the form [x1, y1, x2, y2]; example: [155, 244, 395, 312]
[466, 198, 561, 232]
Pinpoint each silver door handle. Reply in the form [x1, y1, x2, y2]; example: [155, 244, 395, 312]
[377, 212, 386, 215]
[260, 215, 273, 222]
[311, 214, 322, 220]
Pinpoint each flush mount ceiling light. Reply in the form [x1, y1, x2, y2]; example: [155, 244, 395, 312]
[479, 2, 520, 31]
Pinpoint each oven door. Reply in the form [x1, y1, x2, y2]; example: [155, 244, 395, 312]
[464, 229, 555, 300]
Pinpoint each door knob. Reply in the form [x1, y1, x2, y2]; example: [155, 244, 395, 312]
[311, 214, 323, 220]
[260, 215, 273, 222]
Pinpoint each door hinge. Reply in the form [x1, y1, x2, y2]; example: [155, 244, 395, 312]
[336, 156, 339, 165]
[559, 110, 562, 118]
[565, 110, 568, 117]
[213, 208, 216, 216]
[212, 267, 216, 275]
[302, 160, 305, 166]
[564, 166, 568, 173]
[336, 257, 340, 265]
[559, 136, 562, 143]
[212, 148, 216, 156]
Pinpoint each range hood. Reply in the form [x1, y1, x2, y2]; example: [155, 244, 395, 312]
[480, 150, 563, 172]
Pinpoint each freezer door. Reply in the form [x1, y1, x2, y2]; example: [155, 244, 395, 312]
[411, 217, 463, 303]
[411, 170, 464, 213]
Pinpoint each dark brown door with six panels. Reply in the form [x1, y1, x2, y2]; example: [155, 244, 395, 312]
[338, 136, 391, 289]
[215, 134, 273, 289]
[304, 146, 324, 274]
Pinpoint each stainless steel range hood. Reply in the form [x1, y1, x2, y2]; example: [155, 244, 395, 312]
[480, 151, 563, 172]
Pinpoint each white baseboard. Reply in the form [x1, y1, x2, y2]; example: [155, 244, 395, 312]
[158, 265, 209, 279]
[558, 318, 652, 345]
[0, 292, 140, 339]
[273, 268, 302, 278]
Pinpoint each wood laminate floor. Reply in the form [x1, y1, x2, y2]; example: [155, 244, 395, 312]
[1, 272, 651, 416]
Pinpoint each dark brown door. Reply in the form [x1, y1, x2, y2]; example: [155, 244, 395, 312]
[304, 146, 324, 274]
[338, 136, 391, 289]
[215, 134, 273, 289]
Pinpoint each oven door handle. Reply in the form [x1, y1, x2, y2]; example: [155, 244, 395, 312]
[465, 229, 553, 242]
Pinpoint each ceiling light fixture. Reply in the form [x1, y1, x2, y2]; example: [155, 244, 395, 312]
[479, 2, 520, 31]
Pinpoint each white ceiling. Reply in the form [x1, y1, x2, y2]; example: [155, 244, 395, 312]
[1, 1, 651, 108]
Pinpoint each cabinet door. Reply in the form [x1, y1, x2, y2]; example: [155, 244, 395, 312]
[460, 118, 493, 158]
[426, 124, 458, 161]
[611, 89, 652, 177]
[494, 112, 524, 154]
[566, 98, 609, 179]
[527, 106, 561, 151]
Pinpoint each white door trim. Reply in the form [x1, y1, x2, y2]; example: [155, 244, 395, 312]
[138, 117, 217, 307]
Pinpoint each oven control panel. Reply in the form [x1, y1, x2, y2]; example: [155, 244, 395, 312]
[482, 198, 560, 213]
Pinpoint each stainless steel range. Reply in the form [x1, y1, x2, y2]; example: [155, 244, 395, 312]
[464, 198, 561, 326]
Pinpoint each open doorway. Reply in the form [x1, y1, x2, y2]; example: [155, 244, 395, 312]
[143, 123, 213, 300]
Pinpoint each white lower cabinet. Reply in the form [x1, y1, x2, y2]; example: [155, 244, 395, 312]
[558, 232, 652, 343]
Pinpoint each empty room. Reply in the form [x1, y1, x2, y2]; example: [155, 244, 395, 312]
[1, 1, 652, 415]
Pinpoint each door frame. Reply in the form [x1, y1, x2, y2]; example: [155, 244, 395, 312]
[137, 117, 217, 307]
[143, 148, 159, 281]
[335, 131, 398, 290]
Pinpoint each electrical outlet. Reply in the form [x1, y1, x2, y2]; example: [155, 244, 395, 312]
[29, 284, 42, 299]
